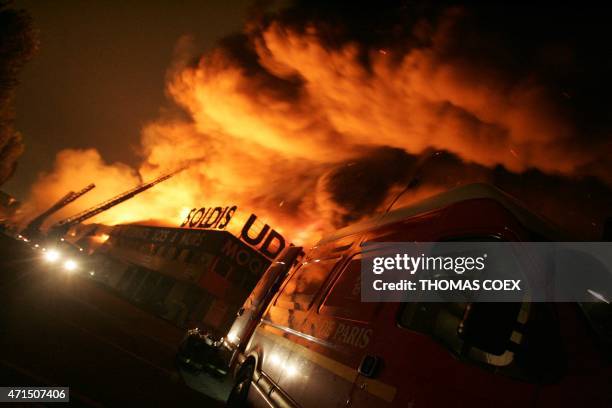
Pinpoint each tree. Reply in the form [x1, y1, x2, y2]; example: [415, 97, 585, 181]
[0, 1, 36, 186]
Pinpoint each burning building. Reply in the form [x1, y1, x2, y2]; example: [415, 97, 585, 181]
[92, 207, 287, 334]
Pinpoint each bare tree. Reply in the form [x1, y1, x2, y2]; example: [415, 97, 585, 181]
[0, 1, 36, 186]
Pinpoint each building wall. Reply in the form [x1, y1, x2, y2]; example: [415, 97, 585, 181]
[94, 224, 272, 334]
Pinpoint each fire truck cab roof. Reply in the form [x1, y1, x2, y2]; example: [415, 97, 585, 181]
[319, 182, 567, 245]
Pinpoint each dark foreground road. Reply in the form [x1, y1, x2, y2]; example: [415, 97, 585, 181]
[0, 234, 223, 407]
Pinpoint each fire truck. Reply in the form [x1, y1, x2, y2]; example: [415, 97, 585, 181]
[224, 183, 611, 407]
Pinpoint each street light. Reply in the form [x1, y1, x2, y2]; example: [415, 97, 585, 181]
[63, 259, 78, 272]
[44, 249, 61, 263]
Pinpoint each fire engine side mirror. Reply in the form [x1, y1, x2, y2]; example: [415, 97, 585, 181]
[457, 303, 521, 356]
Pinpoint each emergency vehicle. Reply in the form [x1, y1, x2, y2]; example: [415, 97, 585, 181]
[227, 183, 612, 407]
[222, 247, 305, 366]
[177, 246, 303, 375]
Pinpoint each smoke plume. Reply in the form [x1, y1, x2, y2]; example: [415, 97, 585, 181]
[20, 1, 612, 242]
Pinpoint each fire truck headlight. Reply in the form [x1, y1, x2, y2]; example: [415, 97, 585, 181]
[63, 259, 78, 272]
[227, 332, 239, 344]
[44, 249, 61, 263]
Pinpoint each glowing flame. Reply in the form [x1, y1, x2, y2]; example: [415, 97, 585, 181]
[16, 5, 612, 242]
[179, 207, 192, 223]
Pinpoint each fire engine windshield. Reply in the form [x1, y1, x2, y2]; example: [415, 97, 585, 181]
[276, 257, 341, 311]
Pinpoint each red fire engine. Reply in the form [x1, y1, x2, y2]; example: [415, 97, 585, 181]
[225, 183, 611, 407]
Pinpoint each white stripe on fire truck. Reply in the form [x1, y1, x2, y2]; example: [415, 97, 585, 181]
[258, 323, 397, 403]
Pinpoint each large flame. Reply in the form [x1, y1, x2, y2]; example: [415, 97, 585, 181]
[17, 4, 612, 243]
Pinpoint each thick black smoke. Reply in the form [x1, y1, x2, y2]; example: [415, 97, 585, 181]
[248, 0, 612, 238]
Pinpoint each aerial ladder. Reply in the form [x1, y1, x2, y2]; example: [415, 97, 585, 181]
[48, 169, 183, 238]
[22, 183, 96, 239]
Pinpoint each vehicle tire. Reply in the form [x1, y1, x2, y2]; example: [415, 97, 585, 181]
[226, 362, 254, 408]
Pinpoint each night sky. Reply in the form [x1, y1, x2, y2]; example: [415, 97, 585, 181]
[6, 0, 250, 199]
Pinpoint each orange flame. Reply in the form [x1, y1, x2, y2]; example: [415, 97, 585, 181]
[16, 9, 612, 243]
